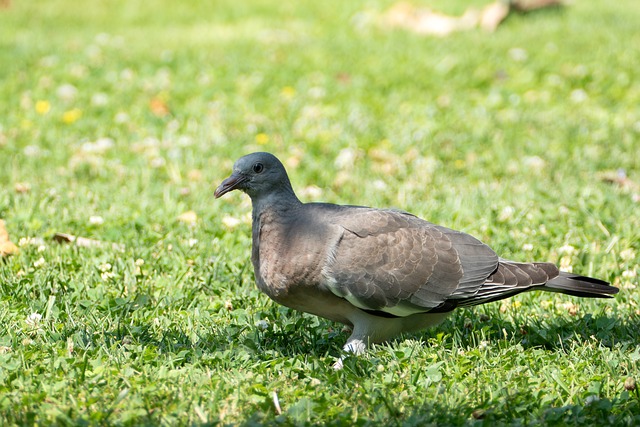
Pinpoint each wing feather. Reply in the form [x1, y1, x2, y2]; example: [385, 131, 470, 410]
[318, 206, 499, 315]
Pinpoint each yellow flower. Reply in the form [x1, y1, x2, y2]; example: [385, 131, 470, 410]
[35, 100, 51, 115]
[62, 109, 82, 124]
[281, 86, 296, 98]
[255, 133, 269, 145]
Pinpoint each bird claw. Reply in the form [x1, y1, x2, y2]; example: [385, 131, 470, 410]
[332, 338, 367, 370]
[332, 357, 344, 370]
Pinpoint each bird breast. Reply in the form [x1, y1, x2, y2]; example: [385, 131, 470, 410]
[252, 207, 332, 302]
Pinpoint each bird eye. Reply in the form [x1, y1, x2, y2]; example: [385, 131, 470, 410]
[252, 162, 264, 173]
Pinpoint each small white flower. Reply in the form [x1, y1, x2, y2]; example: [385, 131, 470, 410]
[509, 48, 528, 62]
[335, 148, 357, 170]
[622, 270, 637, 279]
[89, 215, 104, 225]
[99, 263, 112, 272]
[23, 145, 42, 157]
[150, 157, 165, 168]
[100, 271, 115, 281]
[222, 215, 242, 229]
[114, 112, 129, 123]
[82, 138, 114, 154]
[26, 312, 42, 327]
[570, 89, 588, 103]
[522, 243, 534, 251]
[135, 259, 145, 266]
[479, 340, 489, 349]
[585, 395, 599, 405]
[620, 248, 636, 262]
[120, 68, 134, 81]
[308, 86, 326, 99]
[560, 255, 573, 272]
[498, 206, 515, 222]
[373, 180, 387, 191]
[96, 137, 115, 150]
[299, 185, 323, 199]
[95, 33, 111, 45]
[91, 93, 109, 107]
[523, 156, 546, 171]
[57, 84, 78, 102]
[256, 319, 269, 330]
[37, 245, 46, 252]
[33, 257, 46, 268]
[558, 244, 576, 255]
[188, 238, 198, 248]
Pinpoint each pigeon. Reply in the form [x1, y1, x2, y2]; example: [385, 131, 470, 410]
[215, 152, 618, 358]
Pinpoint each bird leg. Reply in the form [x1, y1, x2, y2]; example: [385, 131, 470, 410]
[333, 330, 370, 370]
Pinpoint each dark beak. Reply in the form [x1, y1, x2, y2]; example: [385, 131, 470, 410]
[214, 172, 247, 198]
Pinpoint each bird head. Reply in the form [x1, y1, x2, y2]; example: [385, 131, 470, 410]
[215, 152, 294, 200]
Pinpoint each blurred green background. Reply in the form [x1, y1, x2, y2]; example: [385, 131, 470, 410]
[0, 0, 639, 425]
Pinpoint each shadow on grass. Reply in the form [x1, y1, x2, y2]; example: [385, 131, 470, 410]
[230, 307, 639, 360]
[80, 290, 637, 375]
[436, 308, 640, 352]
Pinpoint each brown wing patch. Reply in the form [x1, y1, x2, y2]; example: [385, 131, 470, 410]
[324, 209, 465, 312]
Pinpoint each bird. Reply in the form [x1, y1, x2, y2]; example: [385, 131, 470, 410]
[215, 152, 618, 361]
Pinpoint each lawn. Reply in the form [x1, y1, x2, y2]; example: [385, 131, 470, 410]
[1, 0, 639, 425]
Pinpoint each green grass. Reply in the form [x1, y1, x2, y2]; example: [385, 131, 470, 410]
[1, 0, 639, 424]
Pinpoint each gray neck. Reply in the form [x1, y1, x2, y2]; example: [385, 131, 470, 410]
[250, 186, 302, 217]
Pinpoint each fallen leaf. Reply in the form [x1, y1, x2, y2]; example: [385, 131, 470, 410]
[14, 183, 31, 193]
[599, 169, 639, 191]
[336, 72, 351, 84]
[187, 169, 202, 182]
[53, 232, 124, 251]
[379, 0, 565, 36]
[0, 219, 19, 257]
[479, 1, 510, 32]
[382, 2, 478, 37]
[149, 97, 170, 117]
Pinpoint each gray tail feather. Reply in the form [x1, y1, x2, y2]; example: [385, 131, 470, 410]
[543, 271, 618, 298]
